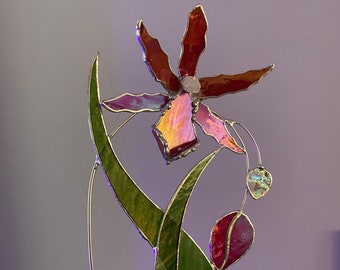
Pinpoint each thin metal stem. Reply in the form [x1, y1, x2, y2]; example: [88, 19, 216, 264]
[226, 120, 263, 213]
[109, 113, 137, 138]
[239, 189, 248, 213]
[233, 121, 262, 167]
[226, 120, 250, 172]
[87, 112, 137, 270]
[87, 161, 99, 270]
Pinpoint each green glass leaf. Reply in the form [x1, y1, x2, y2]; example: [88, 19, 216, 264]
[155, 148, 220, 270]
[88, 54, 163, 245]
[88, 55, 212, 270]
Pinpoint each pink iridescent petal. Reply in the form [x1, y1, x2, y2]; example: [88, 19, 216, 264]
[152, 93, 199, 162]
[136, 21, 180, 92]
[198, 65, 274, 99]
[178, 5, 207, 76]
[209, 211, 255, 269]
[194, 103, 244, 153]
[102, 93, 169, 112]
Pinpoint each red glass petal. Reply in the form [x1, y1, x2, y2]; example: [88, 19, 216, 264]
[152, 93, 199, 162]
[178, 5, 207, 76]
[209, 211, 254, 269]
[102, 93, 169, 112]
[198, 65, 274, 99]
[194, 104, 244, 153]
[136, 21, 180, 92]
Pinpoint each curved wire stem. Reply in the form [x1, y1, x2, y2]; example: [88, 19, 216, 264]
[109, 112, 137, 138]
[239, 189, 248, 213]
[225, 119, 262, 212]
[229, 120, 263, 168]
[88, 112, 138, 270]
[87, 160, 99, 270]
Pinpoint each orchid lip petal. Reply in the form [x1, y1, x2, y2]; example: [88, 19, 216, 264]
[152, 93, 199, 162]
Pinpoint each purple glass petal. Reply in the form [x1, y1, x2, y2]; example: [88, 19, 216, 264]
[178, 5, 207, 77]
[194, 103, 244, 153]
[198, 65, 274, 99]
[102, 93, 169, 112]
[136, 21, 180, 92]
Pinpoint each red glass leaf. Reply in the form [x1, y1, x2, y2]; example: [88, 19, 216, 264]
[152, 93, 199, 162]
[178, 5, 207, 77]
[102, 93, 169, 112]
[209, 211, 254, 269]
[136, 21, 180, 92]
[194, 103, 244, 154]
[198, 65, 274, 99]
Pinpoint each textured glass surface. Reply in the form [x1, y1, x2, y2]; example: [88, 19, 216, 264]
[102, 93, 169, 112]
[195, 103, 244, 153]
[152, 93, 199, 161]
[178, 6, 207, 76]
[137, 21, 180, 92]
[155, 149, 220, 270]
[246, 167, 272, 200]
[199, 65, 274, 99]
[209, 211, 254, 269]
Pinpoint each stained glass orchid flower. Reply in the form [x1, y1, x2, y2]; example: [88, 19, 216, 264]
[103, 5, 273, 163]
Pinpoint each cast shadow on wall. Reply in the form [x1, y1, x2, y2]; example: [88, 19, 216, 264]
[332, 230, 340, 270]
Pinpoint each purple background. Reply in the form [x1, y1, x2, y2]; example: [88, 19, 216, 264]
[1, 0, 340, 269]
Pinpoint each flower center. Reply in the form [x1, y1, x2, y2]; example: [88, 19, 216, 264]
[180, 76, 201, 94]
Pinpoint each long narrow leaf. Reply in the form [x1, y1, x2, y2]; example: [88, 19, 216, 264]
[155, 149, 220, 270]
[88, 54, 163, 245]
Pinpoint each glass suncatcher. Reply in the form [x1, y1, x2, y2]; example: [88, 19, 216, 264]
[88, 5, 274, 270]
